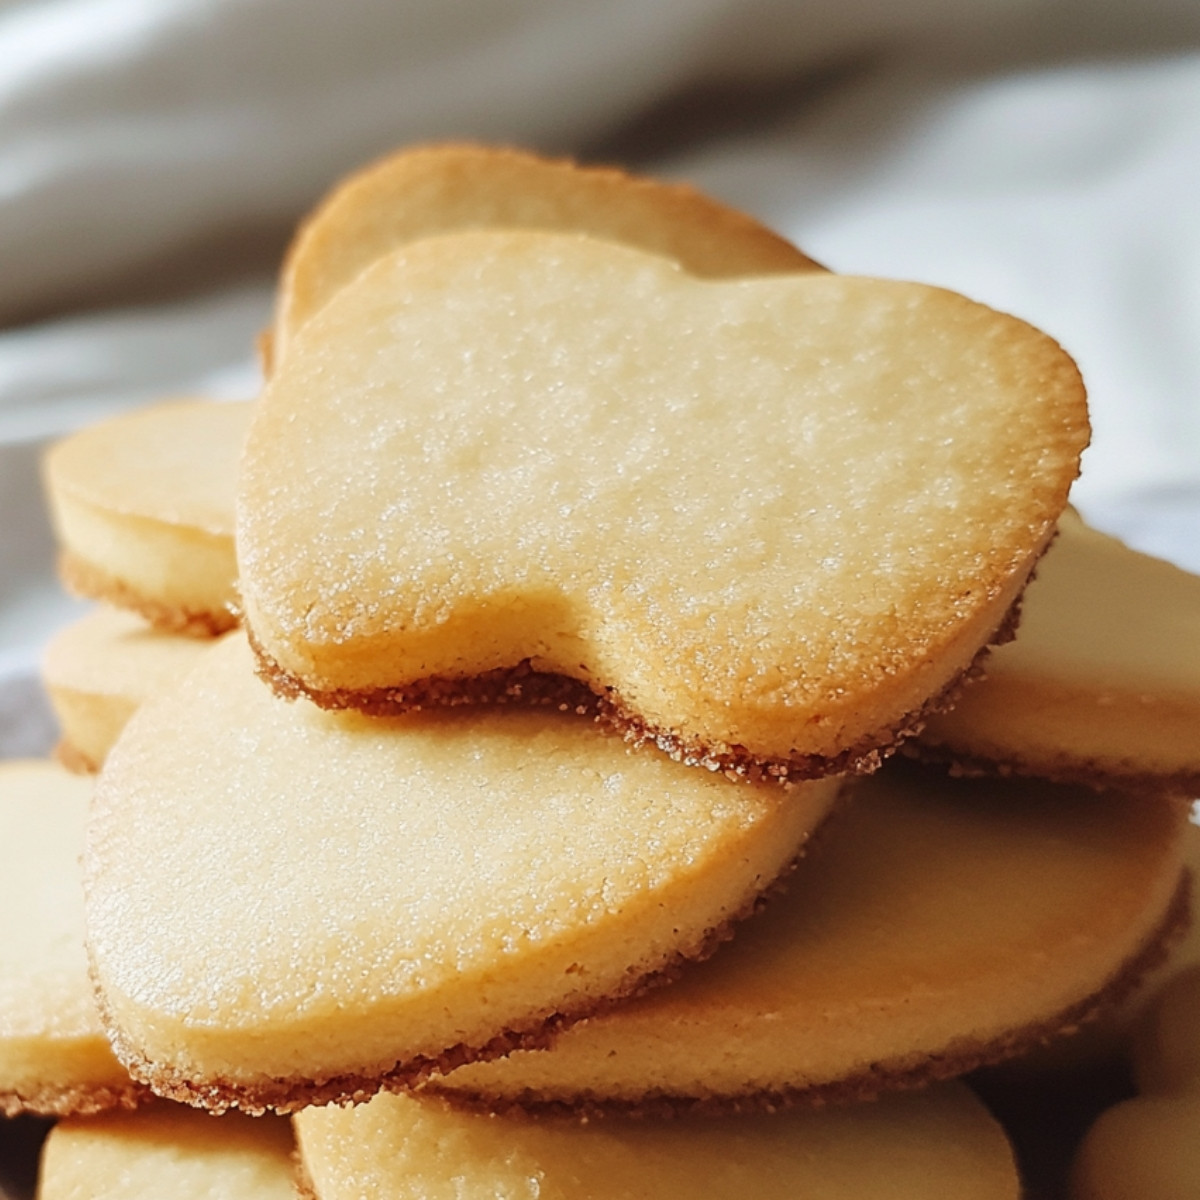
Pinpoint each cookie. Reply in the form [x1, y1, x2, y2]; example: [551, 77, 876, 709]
[1130, 962, 1200, 1096]
[239, 230, 1088, 778]
[42, 607, 226, 773]
[43, 398, 251, 635]
[1070, 1091, 1200, 1200]
[916, 508, 1200, 794]
[432, 761, 1190, 1113]
[0, 761, 144, 1117]
[267, 141, 821, 369]
[38, 1107, 296, 1200]
[1070, 965, 1200, 1200]
[983, 818, 1200, 1080]
[292, 1085, 1019, 1200]
[84, 634, 839, 1114]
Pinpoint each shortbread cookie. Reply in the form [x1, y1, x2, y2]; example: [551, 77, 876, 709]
[1132, 962, 1200, 1096]
[984, 818, 1200, 1081]
[240, 230, 1088, 778]
[1071, 966, 1200, 1200]
[433, 762, 1189, 1113]
[43, 607, 225, 773]
[293, 1085, 1019, 1200]
[916, 508, 1200, 793]
[44, 399, 251, 635]
[0, 761, 143, 1117]
[268, 141, 821, 369]
[1070, 1090, 1200, 1200]
[85, 634, 839, 1114]
[39, 1107, 295, 1200]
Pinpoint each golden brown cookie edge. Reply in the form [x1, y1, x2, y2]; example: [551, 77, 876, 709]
[58, 551, 238, 637]
[87, 825, 833, 1116]
[427, 867, 1193, 1120]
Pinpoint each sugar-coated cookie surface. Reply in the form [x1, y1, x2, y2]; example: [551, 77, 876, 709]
[44, 399, 251, 635]
[268, 141, 821, 368]
[38, 1108, 296, 1200]
[240, 230, 1088, 776]
[917, 508, 1200, 792]
[43, 607, 225, 773]
[0, 761, 142, 1117]
[84, 635, 839, 1113]
[434, 762, 1189, 1111]
[293, 1086, 1019, 1200]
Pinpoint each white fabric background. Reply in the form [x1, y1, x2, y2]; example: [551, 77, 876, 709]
[1, 0, 1198, 756]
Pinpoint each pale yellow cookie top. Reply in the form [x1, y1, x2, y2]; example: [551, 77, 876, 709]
[0, 761, 100, 1043]
[85, 634, 837, 1107]
[240, 230, 1088, 766]
[437, 762, 1189, 1106]
[271, 141, 820, 366]
[43, 608, 220, 700]
[294, 1085, 1019, 1200]
[0, 760, 138, 1115]
[39, 1108, 295, 1200]
[44, 398, 251, 536]
[919, 509, 1200, 785]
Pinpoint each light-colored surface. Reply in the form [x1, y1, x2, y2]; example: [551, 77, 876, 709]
[43, 608, 223, 771]
[439, 763, 1188, 1105]
[42, 399, 251, 628]
[85, 633, 838, 1099]
[295, 1084, 1019, 1200]
[1070, 905, 1200, 1199]
[0, 761, 132, 1114]
[919, 509, 1200, 782]
[2, 4, 1198, 703]
[43, 399, 249, 536]
[38, 1108, 295, 1200]
[991, 819, 1200, 1078]
[241, 231, 1086, 764]
[1070, 1091, 1200, 1200]
[272, 141, 820, 366]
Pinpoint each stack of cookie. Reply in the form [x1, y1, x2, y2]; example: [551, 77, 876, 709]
[5, 144, 1199, 1199]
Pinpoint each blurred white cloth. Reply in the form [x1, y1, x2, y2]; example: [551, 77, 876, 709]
[0, 0, 1018, 320]
[1, 0, 1199, 754]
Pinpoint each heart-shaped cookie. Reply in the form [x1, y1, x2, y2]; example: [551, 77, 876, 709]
[40, 1107, 295, 1200]
[42, 607, 227, 773]
[294, 1085, 1020, 1200]
[267, 142, 821, 369]
[84, 635, 838, 1113]
[239, 231, 1088, 776]
[915, 508, 1200, 794]
[433, 762, 1189, 1113]
[44, 398, 251, 635]
[0, 761, 146, 1117]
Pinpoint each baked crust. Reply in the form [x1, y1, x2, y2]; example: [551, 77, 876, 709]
[58, 551, 238, 637]
[250, 600, 1018, 783]
[0, 1077, 147, 1120]
[428, 869, 1192, 1119]
[52, 738, 99, 776]
[270, 141, 823, 369]
[904, 740, 1200, 802]
[90, 846, 819, 1116]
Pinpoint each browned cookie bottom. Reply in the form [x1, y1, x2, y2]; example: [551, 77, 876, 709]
[904, 740, 1200, 803]
[90, 831, 830, 1116]
[1, 1077, 148, 1120]
[435, 868, 1191, 1120]
[59, 551, 238, 637]
[250, 601, 1019, 785]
